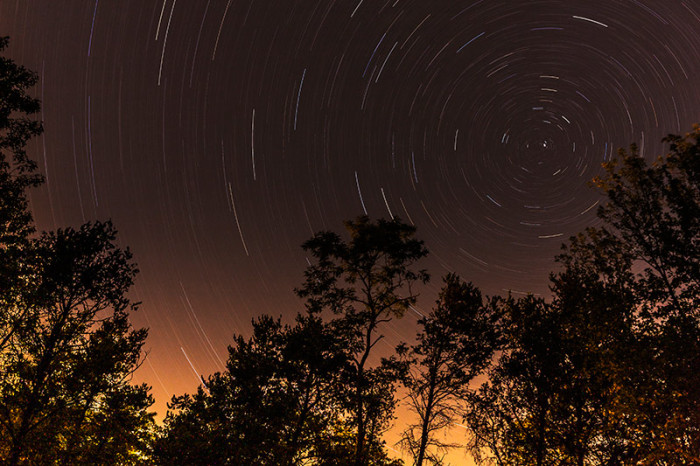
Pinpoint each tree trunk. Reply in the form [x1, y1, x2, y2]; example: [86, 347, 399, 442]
[288, 373, 314, 464]
[354, 372, 366, 466]
[416, 368, 438, 466]
[354, 316, 378, 466]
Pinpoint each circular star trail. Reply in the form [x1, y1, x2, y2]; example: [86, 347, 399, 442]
[1, 0, 699, 415]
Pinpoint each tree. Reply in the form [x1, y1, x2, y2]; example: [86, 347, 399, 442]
[156, 217, 428, 466]
[296, 216, 429, 465]
[547, 230, 642, 464]
[155, 313, 349, 465]
[0, 35, 43, 355]
[0, 37, 154, 465]
[464, 273, 641, 466]
[312, 418, 404, 466]
[584, 128, 700, 462]
[594, 130, 700, 321]
[399, 274, 499, 466]
[464, 127, 700, 464]
[0, 36, 43, 239]
[465, 239, 662, 465]
[0, 222, 154, 465]
[464, 295, 562, 466]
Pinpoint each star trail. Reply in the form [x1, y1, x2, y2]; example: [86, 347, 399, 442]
[1, 0, 699, 418]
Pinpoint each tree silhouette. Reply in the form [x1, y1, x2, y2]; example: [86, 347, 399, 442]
[464, 128, 700, 464]
[159, 217, 428, 465]
[155, 313, 350, 465]
[583, 128, 700, 461]
[465, 295, 563, 465]
[0, 37, 153, 465]
[465, 280, 639, 464]
[0, 35, 43, 355]
[400, 274, 499, 465]
[296, 216, 429, 465]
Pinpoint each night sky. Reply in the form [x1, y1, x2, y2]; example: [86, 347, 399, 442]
[1, 0, 699, 420]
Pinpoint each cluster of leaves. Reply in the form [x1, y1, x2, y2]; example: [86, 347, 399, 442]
[465, 128, 700, 465]
[154, 313, 347, 465]
[0, 37, 154, 465]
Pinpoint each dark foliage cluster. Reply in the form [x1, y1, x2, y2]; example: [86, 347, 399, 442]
[2, 36, 700, 465]
[0, 38, 154, 465]
[463, 128, 700, 466]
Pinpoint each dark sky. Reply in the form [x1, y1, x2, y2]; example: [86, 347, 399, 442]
[2, 0, 699, 418]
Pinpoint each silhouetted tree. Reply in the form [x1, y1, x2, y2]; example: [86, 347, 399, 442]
[399, 274, 499, 465]
[312, 418, 404, 466]
[296, 216, 429, 465]
[0, 225, 155, 466]
[465, 272, 640, 465]
[0, 35, 43, 354]
[548, 230, 642, 464]
[155, 313, 349, 465]
[465, 295, 563, 465]
[0, 224, 155, 466]
[465, 128, 700, 464]
[582, 128, 700, 462]
[0, 37, 154, 465]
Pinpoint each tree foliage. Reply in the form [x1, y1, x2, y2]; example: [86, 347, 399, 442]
[587, 128, 700, 462]
[0, 37, 153, 465]
[0, 35, 43, 357]
[400, 274, 500, 466]
[155, 313, 351, 465]
[464, 128, 700, 465]
[296, 216, 429, 465]
[0, 36, 43, 246]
